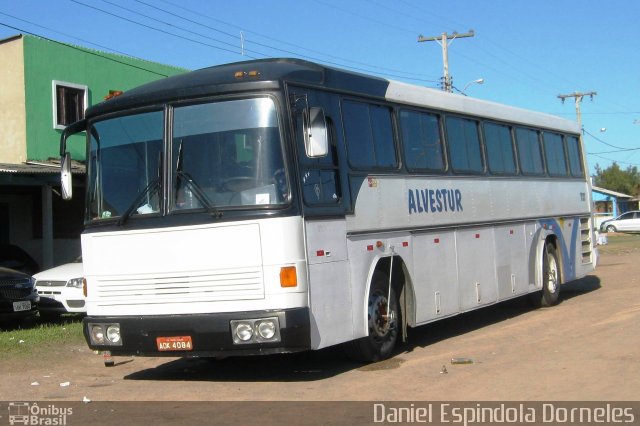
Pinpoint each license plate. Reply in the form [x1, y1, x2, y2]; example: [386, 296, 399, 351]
[156, 336, 193, 351]
[13, 301, 31, 312]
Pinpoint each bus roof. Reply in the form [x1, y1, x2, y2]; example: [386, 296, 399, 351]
[87, 58, 580, 134]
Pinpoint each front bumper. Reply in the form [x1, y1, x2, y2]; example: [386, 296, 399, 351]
[0, 293, 39, 320]
[83, 307, 310, 357]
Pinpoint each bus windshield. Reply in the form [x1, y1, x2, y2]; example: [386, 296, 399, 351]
[87, 97, 288, 222]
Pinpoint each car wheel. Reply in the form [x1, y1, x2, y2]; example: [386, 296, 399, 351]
[606, 225, 616, 233]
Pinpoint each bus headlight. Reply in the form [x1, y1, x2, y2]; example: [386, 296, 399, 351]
[106, 325, 121, 344]
[230, 317, 281, 344]
[257, 320, 276, 340]
[90, 325, 105, 344]
[88, 322, 122, 346]
[235, 323, 253, 342]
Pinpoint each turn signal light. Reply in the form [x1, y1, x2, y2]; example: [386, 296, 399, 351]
[280, 266, 297, 288]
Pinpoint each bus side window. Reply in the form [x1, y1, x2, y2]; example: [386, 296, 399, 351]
[543, 132, 568, 176]
[342, 100, 397, 170]
[484, 122, 516, 175]
[445, 116, 484, 174]
[565, 135, 584, 177]
[296, 103, 342, 206]
[515, 127, 545, 175]
[399, 109, 446, 172]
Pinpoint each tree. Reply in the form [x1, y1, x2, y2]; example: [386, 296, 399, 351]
[593, 162, 640, 196]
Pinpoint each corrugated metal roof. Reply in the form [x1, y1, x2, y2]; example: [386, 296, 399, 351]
[592, 186, 632, 198]
[0, 161, 85, 175]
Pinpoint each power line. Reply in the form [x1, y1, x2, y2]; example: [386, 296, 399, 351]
[71, 0, 256, 58]
[144, 0, 439, 82]
[583, 129, 633, 151]
[98, 0, 262, 58]
[0, 11, 133, 58]
[0, 21, 172, 77]
[588, 153, 639, 167]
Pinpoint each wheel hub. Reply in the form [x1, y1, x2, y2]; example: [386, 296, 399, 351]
[369, 294, 395, 337]
[547, 258, 558, 293]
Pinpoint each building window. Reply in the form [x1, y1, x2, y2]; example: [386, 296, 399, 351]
[52, 80, 88, 129]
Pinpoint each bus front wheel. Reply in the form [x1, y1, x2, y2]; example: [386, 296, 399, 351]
[345, 271, 399, 362]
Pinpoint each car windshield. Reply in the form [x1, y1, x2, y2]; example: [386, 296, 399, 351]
[86, 97, 288, 222]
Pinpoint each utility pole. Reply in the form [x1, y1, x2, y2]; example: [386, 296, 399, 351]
[557, 91, 597, 130]
[418, 30, 474, 93]
[557, 91, 597, 189]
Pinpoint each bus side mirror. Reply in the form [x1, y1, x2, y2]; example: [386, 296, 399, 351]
[303, 107, 328, 158]
[61, 152, 73, 200]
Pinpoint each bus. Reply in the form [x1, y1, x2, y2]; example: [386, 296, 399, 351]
[60, 58, 597, 362]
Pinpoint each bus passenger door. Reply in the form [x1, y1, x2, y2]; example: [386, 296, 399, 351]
[290, 87, 352, 349]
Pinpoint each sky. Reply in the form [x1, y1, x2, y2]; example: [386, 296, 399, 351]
[1, 0, 639, 175]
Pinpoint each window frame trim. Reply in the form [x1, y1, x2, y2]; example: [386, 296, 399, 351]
[52, 80, 89, 130]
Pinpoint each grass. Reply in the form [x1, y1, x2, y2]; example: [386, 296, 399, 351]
[597, 232, 640, 255]
[0, 315, 85, 359]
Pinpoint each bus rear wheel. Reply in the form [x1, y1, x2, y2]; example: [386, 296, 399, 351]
[531, 243, 561, 307]
[345, 271, 399, 363]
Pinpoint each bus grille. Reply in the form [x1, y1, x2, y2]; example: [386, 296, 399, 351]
[94, 267, 264, 305]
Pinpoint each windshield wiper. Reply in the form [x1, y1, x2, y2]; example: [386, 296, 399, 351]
[176, 171, 223, 218]
[117, 178, 160, 226]
[175, 140, 222, 218]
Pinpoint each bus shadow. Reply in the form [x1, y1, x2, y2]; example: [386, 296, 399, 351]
[400, 274, 601, 352]
[558, 274, 601, 302]
[125, 275, 601, 383]
[124, 345, 360, 383]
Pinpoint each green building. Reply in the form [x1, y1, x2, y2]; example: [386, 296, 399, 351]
[0, 34, 186, 270]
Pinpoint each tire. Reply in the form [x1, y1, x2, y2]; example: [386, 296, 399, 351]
[606, 225, 616, 233]
[531, 243, 561, 307]
[345, 270, 400, 362]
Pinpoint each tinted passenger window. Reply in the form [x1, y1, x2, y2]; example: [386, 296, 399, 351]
[343, 100, 397, 169]
[543, 132, 568, 176]
[515, 128, 544, 175]
[484, 122, 516, 174]
[399, 110, 445, 172]
[445, 116, 483, 173]
[566, 136, 583, 177]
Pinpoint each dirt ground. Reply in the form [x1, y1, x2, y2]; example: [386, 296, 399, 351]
[1, 234, 639, 405]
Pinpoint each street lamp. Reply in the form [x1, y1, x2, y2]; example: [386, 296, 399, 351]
[460, 78, 484, 96]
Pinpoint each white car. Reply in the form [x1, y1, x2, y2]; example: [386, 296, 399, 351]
[33, 259, 85, 316]
[600, 210, 640, 233]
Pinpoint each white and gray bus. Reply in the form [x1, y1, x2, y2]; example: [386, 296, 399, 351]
[60, 59, 597, 362]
